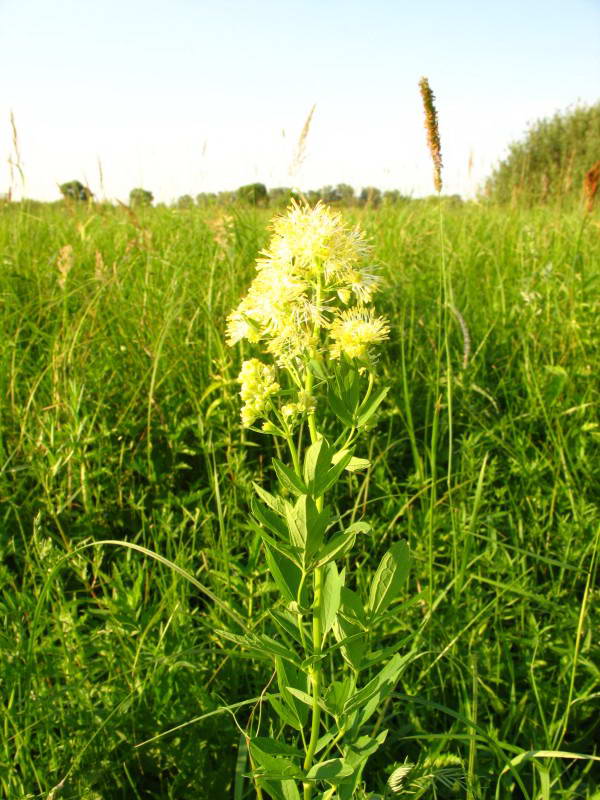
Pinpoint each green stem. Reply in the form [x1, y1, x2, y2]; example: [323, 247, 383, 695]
[286, 431, 302, 477]
[303, 564, 323, 800]
[302, 307, 325, 799]
[357, 370, 375, 413]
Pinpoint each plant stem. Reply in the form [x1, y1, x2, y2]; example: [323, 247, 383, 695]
[302, 324, 324, 799]
[303, 564, 323, 800]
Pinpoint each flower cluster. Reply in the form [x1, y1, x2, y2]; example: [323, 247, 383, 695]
[329, 308, 390, 362]
[226, 202, 388, 364]
[228, 202, 390, 429]
[281, 391, 316, 421]
[238, 358, 280, 427]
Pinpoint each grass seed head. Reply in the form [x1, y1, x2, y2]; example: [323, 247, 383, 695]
[419, 76, 443, 193]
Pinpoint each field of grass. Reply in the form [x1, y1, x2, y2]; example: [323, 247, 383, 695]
[1, 198, 599, 799]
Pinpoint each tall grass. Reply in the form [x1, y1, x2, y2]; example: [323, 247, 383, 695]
[1, 199, 599, 798]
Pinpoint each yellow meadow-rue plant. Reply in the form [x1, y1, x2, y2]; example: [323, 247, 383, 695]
[223, 202, 413, 800]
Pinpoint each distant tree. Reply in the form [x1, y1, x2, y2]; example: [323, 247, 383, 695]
[59, 180, 92, 202]
[483, 102, 600, 205]
[196, 192, 218, 207]
[335, 183, 355, 205]
[319, 185, 340, 204]
[382, 189, 401, 205]
[268, 187, 298, 208]
[237, 182, 268, 206]
[358, 186, 382, 207]
[306, 190, 321, 206]
[217, 190, 236, 205]
[129, 187, 153, 207]
[176, 194, 194, 209]
[382, 189, 412, 206]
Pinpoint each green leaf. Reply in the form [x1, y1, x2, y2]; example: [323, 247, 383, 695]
[340, 586, 367, 625]
[251, 496, 288, 539]
[264, 541, 302, 604]
[285, 686, 314, 708]
[332, 613, 367, 671]
[314, 449, 354, 496]
[356, 386, 389, 427]
[368, 541, 410, 617]
[344, 521, 371, 536]
[253, 482, 286, 515]
[340, 366, 360, 412]
[327, 388, 354, 426]
[256, 634, 302, 665]
[314, 731, 337, 756]
[305, 758, 354, 783]
[308, 357, 328, 380]
[276, 656, 309, 728]
[303, 438, 332, 489]
[285, 495, 330, 565]
[323, 678, 353, 716]
[331, 450, 371, 472]
[273, 458, 309, 496]
[269, 694, 305, 731]
[320, 562, 344, 636]
[344, 731, 388, 765]
[249, 739, 303, 780]
[270, 609, 305, 646]
[343, 652, 411, 715]
[311, 533, 355, 570]
[215, 630, 302, 667]
[253, 523, 302, 569]
[284, 497, 306, 550]
[336, 731, 389, 800]
[250, 739, 303, 760]
[280, 781, 302, 800]
[257, 779, 301, 800]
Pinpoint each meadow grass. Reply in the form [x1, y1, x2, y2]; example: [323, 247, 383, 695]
[1, 199, 599, 799]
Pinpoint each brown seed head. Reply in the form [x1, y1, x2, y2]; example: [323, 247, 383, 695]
[419, 77, 443, 193]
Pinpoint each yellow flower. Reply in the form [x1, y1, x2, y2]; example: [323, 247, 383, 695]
[329, 308, 390, 362]
[226, 201, 379, 363]
[238, 358, 280, 427]
[263, 201, 370, 280]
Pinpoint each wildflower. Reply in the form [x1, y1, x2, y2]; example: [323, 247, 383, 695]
[226, 201, 380, 364]
[342, 266, 381, 303]
[263, 202, 370, 279]
[329, 308, 390, 362]
[281, 391, 316, 422]
[238, 358, 280, 427]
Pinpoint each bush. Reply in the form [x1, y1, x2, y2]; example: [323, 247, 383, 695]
[483, 102, 600, 206]
[129, 188, 154, 207]
[236, 182, 268, 206]
[59, 180, 92, 202]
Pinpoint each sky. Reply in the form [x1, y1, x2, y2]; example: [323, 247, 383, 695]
[1, 0, 599, 203]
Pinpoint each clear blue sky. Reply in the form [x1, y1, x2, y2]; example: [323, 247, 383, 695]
[1, 0, 599, 202]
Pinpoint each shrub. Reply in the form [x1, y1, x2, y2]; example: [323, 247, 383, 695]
[129, 187, 154, 207]
[483, 101, 600, 206]
[59, 180, 92, 202]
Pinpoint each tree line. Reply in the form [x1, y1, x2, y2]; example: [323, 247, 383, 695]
[56, 180, 459, 209]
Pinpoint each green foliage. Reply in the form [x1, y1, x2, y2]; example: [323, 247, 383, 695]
[175, 193, 194, 209]
[0, 200, 599, 798]
[483, 101, 600, 205]
[59, 179, 93, 202]
[359, 187, 382, 207]
[129, 187, 154, 207]
[237, 182, 268, 206]
[268, 187, 299, 208]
